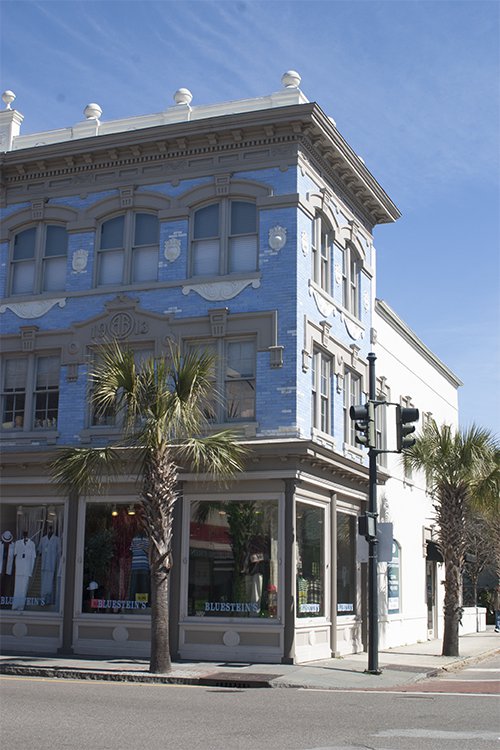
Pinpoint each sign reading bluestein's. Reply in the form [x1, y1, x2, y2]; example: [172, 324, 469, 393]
[204, 601, 260, 614]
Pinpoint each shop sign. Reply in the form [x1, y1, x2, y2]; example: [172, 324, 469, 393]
[203, 601, 260, 614]
[90, 598, 148, 610]
[299, 603, 320, 614]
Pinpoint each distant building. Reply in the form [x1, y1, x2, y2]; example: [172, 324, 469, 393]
[0, 74, 461, 662]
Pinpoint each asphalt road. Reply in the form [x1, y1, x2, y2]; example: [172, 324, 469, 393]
[1, 654, 499, 750]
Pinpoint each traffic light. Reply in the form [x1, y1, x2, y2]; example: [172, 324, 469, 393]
[349, 401, 375, 449]
[396, 405, 419, 451]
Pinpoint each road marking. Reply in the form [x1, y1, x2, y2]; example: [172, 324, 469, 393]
[298, 687, 500, 697]
[0, 675, 209, 689]
[376, 728, 500, 740]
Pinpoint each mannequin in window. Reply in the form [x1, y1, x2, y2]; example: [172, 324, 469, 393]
[129, 533, 150, 601]
[246, 536, 268, 614]
[12, 531, 36, 610]
[38, 525, 61, 605]
[0, 530, 15, 598]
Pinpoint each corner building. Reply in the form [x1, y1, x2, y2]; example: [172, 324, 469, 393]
[0, 74, 459, 662]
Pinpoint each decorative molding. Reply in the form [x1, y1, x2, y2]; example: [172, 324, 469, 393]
[72, 248, 89, 272]
[300, 230, 309, 256]
[311, 288, 334, 318]
[320, 320, 331, 346]
[363, 290, 370, 312]
[164, 236, 181, 262]
[334, 262, 342, 285]
[20, 326, 38, 351]
[181, 278, 260, 301]
[209, 308, 228, 337]
[343, 314, 363, 341]
[370, 326, 378, 345]
[268, 225, 287, 252]
[302, 349, 311, 373]
[0, 298, 66, 319]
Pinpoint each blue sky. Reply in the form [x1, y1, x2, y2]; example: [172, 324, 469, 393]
[1, 0, 499, 434]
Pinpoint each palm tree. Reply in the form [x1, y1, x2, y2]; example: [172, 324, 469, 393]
[404, 420, 499, 656]
[50, 341, 247, 673]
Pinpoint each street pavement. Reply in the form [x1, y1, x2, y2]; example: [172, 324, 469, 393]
[1, 628, 498, 691]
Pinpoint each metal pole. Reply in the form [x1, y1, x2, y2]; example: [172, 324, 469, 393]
[367, 352, 381, 674]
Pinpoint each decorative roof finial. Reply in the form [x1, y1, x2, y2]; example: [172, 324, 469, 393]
[83, 103, 102, 120]
[281, 71, 301, 88]
[174, 88, 193, 105]
[2, 90, 16, 110]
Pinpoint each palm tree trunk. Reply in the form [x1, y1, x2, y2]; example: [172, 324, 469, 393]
[442, 558, 462, 656]
[150, 558, 171, 673]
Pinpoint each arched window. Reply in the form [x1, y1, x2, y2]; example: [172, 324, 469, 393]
[96, 212, 159, 286]
[10, 224, 68, 295]
[191, 200, 257, 277]
[311, 212, 333, 294]
[340, 242, 361, 317]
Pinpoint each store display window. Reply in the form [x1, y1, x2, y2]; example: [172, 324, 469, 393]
[337, 512, 356, 615]
[387, 540, 401, 614]
[82, 503, 150, 615]
[296, 502, 325, 618]
[188, 499, 279, 618]
[0, 503, 64, 612]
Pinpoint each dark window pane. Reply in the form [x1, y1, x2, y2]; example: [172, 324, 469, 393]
[13, 228, 36, 260]
[101, 216, 124, 249]
[231, 202, 256, 235]
[194, 204, 219, 239]
[134, 214, 158, 246]
[45, 226, 68, 257]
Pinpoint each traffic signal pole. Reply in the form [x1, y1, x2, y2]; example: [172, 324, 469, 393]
[367, 352, 381, 675]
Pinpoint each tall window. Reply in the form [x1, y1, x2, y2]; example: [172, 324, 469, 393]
[188, 499, 279, 618]
[311, 349, 332, 434]
[97, 212, 159, 286]
[387, 541, 401, 614]
[10, 225, 68, 295]
[311, 213, 333, 293]
[187, 339, 256, 423]
[340, 243, 361, 317]
[192, 200, 257, 277]
[337, 512, 357, 615]
[1, 355, 60, 431]
[296, 502, 325, 617]
[343, 368, 362, 445]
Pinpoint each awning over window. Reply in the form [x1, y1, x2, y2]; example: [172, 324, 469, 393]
[426, 540, 444, 562]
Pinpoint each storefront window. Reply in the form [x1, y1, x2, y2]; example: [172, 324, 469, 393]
[82, 503, 150, 615]
[296, 502, 324, 617]
[0, 503, 64, 612]
[188, 499, 279, 618]
[337, 513, 356, 615]
[387, 540, 401, 614]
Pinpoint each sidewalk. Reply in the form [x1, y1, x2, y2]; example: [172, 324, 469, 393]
[1, 629, 498, 691]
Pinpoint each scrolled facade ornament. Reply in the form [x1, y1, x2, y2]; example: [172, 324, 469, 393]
[268, 225, 287, 252]
[0, 299, 66, 319]
[301, 230, 309, 256]
[182, 278, 260, 301]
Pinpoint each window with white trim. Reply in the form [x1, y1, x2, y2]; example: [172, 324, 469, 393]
[9, 224, 68, 295]
[1, 354, 60, 431]
[187, 338, 256, 423]
[191, 200, 257, 277]
[311, 213, 333, 293]
[311, 349, 332, 434]
[96, 212, 159, 286]
[343, 368, 362, 445]
[340, 243, 361, 318]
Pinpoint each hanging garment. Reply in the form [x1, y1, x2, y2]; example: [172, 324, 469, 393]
[39, 534, 61, 604]
[12, 537, 36, 610]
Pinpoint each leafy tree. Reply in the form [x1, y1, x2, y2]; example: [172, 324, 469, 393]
[404, 420, 499, 656]
[50, 341, 247, 673]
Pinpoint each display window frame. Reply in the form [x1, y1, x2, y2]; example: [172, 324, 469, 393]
[75, 497, 152, 620]
[0, 499, 67, 616]
[336, 505, 359, 620]
[387, 539, 401, 616]
[181, 493, 284, 624]
[294, 497, 330, 623]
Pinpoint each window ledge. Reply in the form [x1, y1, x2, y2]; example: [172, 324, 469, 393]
[0, 429, 59, 444]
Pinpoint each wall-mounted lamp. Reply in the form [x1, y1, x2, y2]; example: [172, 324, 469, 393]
[17, 505, 23, 516]
[127, 504, 136, 516]
[111, 505, 118, 517]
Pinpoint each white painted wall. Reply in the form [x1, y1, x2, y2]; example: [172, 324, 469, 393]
[374, 300, 460, 648]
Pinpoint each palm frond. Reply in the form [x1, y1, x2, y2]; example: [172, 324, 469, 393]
[49, 446, 125, 496]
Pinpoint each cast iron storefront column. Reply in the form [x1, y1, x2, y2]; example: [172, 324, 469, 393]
[58, 490, 79, 654]
[282, 478, 297, 663]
